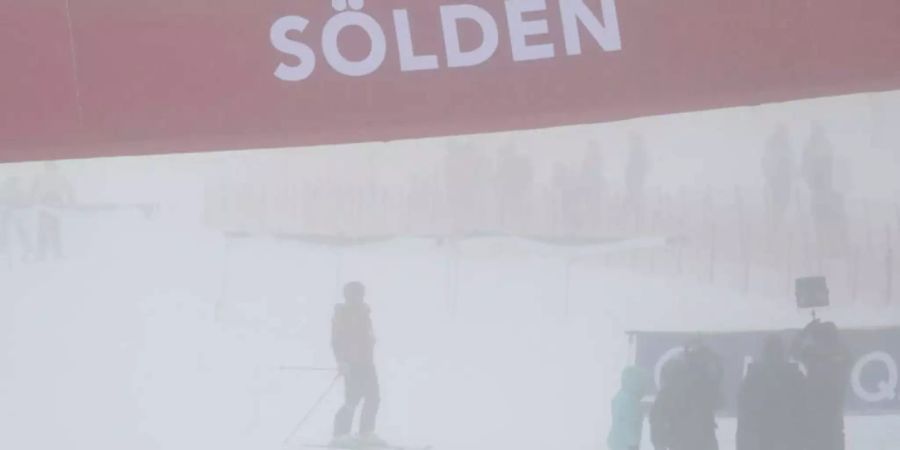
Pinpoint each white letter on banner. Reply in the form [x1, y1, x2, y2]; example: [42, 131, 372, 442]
[505, 0, 555, 62]
[270, 16, 317, 81]
[440, 4, 500, 68]
[851, 351, 898, 403]
[394, 9, 440, 72]
[560, 0, 622, 55]
[322, 0, 387, 77]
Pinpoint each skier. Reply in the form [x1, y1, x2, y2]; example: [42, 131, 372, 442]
[736, 335, 806, 450]
[608, 366, 650, 450]
[331, 281, 385, 448]
[802, 125, 849, 257]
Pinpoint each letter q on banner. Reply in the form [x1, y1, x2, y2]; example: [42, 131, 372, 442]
[851, 351, 899, 404]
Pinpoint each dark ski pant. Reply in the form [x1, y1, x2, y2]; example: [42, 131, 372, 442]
[334, 364, 380, 437]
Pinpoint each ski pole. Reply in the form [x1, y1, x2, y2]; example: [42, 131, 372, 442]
[283, 374, 342, 446]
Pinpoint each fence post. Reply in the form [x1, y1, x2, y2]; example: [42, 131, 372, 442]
[735, 187, 750, 294]
[887, 226, 894, 305]
[563, 259, 573, 318]
[709, 222, 717, 284]
[786, 229, 794, 298]
[848, 245, 858, 304]
[676, 216, 684, 276]
[446, 240, 459, 316]
[705, 187, 716, 284]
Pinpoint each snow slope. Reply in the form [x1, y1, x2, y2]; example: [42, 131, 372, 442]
[0, 212, 897, 450]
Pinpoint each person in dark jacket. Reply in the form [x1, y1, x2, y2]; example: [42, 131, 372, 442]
[736, 335, 805, 450]
[793, 320, 849, 450]
[650, 357, 684, 450]
[608, 366, 650, 450]
[650, 342, 722, 450]
[331, 281, 384, 447]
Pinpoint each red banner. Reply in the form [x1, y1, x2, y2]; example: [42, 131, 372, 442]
[2, 0, 899, 162]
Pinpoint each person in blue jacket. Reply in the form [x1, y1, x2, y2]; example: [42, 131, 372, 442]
[609, 366, 650, 450]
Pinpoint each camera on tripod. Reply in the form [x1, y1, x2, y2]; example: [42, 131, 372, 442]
[795, 276, 829, 310]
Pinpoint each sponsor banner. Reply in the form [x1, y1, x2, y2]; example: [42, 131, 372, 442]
[633, 327, 900, 416]
[2, 0, 900, 162]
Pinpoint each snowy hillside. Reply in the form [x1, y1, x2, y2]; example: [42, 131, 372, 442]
[0, 211, 897, 450]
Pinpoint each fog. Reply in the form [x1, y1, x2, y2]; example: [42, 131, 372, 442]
[1, 91, 899, 450]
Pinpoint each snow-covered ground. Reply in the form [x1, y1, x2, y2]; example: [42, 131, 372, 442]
[0, 211, 897, 450]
